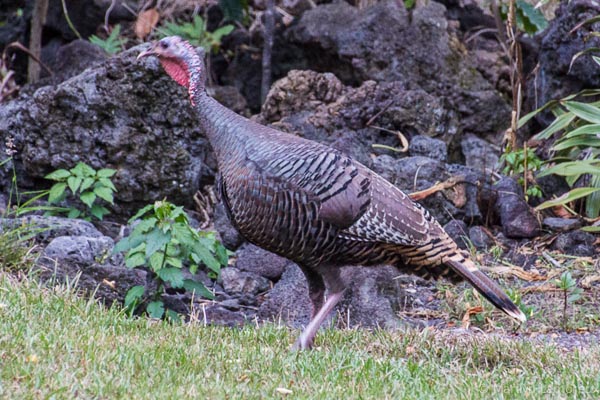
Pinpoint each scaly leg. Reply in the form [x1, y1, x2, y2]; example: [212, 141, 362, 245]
[293, 289, 345, 350]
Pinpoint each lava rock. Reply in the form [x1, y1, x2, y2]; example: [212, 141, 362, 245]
[409, 135, 448, 162]
[213, 203, 244, 250]
[219, 267, 271, 296]
[443, 219, 469, 250]
[258, 263, 311, 328]
[493, 177, 540, 238]
[45, 39, 108, 84]
[468, 226, 493, 250]
[460, 133, 499, 171]
[543, 217, 582, 232]
[552, 230, 597, 257]
[37, 234, 143, 305]
[0, 215, 103, 244]
[0, 44, 216, 216]
[235, 244, 290, 280]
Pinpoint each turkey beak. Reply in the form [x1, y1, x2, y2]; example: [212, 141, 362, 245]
[137, 44, 158, 60]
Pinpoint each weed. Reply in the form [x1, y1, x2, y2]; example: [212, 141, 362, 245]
[43, 162, 116, 221]
[499, 147, 543, 200]
[114, 200, 228, 320]
[160, 15, 234, 53]
[89, 24, 127, 55]
[555, 271, 583, 331]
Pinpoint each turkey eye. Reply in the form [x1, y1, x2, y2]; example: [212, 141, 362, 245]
[160, 41, 169, 49]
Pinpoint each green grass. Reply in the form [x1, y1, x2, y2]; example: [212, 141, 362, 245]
[1, 274, 600, 399]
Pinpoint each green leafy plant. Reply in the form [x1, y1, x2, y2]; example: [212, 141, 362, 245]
[114, 200, 228, 320]
[160, 15, 234, 53]
[89, 24, 127, 55]
[44, 162, 116, 220]
[499, 147, 543, 199]
[555, 271, 583, 331]
[521, 92, 600, 218]
[506, 288, 536, 320]
[500, 0, 548, 36]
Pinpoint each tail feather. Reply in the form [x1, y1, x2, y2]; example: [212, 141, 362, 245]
[445, 254, 527, 323]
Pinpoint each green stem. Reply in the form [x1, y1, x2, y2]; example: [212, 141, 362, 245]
[60, 0, 82, 39]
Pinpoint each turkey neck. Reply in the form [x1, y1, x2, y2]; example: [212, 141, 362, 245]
[192, 89, 285, 167]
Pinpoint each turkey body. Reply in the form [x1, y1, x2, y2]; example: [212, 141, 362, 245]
[139, 36, 525, 350]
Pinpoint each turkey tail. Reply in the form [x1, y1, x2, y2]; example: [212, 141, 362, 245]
[445, 253, 527, 323]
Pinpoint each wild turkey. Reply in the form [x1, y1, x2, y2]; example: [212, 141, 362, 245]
[138, 36, 526, 350]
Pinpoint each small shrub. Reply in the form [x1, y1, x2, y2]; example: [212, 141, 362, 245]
[159, 15, 234, 53]
[44, 162, 116, 221]
[89, 24, 127, 55]
[114, 200, 228, 320]
[499, 147, 543, 200]
[555, 271, 583, 331]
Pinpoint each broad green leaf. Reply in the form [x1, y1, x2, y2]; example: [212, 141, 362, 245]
[97, 168, 116, 178]
[125, 251, 146, 268]
[145, 229, 171, 258]
[533, 112, 576, 140]
[585, 174, 600, 218]
[553, 137, 600, 151]
[192, 242, 221, 273]
[45, 169, 71, 180]
[80, 177, 95, 192]
[158, 267, 184, 288]
[113, 234, 147, 254]
[98, 178, 116, 191]
[124, 285, 145, 308]
[563, 101, 600, 124]
[166, 309, 181, 323]
[129, 205, 155, 223]
[166, 256, 183, 269]
[90, 204, 109, 220]
[147, 301, 165, 319]
[149, 251, 165, 271]
[518, 99, 560, 128]
[564, 123, 600, 138]
[93, 186, 114, 204]
[67, 208, 81, 218]
[172, 223, 196, 247]
[67, 176, 82, 193]
[581, 225, 600, 232]
[48, 182, 67, 203]
[538, 160, 600, 177]
[183, 279, 214, 299]
[79, 191, 96, 208]
[535, 187, 600, 211]
[212, 25, 234, 40]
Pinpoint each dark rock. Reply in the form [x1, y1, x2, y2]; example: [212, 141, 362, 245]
[528, 0, 600, 127]
[258, 263, 311, 328]
[552, 230, 597, 257]
[0, 44, 217, 216]
[460, 133, 499, 171]
[409, 135, 447, 162]
[260, 69, 459, 153]
[37, 235, 144, 305]
[468, 226, 493, 250]
[213, 203, 244, 250]
[46, 39, 108, 84]
[286, 0, 510, 137]
[235, 244, 290, 280]
[219, 267, 271, 296]
[338, 265, 408, 330]
[0, 216, 103, 243]
[199, 305, 247, 327]
[443, 220, 469, 250]
[211, 85, 248, 115]
[447, 163, 491, 224]
[543, 217, 582, 232]
[493, 177, 540, 238]
[393, 156, 459, 225]
[371, 154, 397, 183]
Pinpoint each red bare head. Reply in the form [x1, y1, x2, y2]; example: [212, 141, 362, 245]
[138, 36, 206, 95]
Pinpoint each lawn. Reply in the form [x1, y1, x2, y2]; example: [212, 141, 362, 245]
[1, 273, 599, 399]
